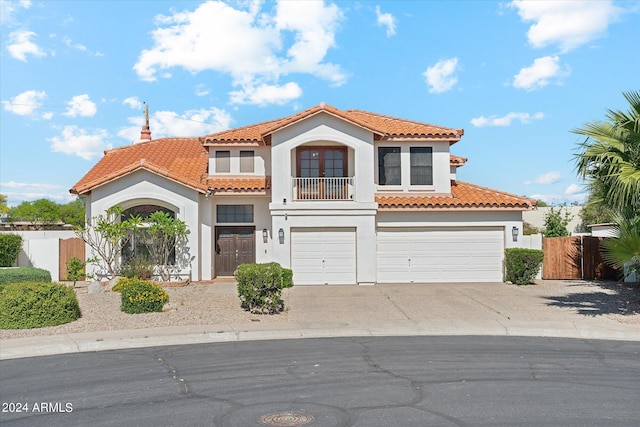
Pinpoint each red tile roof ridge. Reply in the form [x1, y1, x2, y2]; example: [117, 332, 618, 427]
[104, 137, 200, 154]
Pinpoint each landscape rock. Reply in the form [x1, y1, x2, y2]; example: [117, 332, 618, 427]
[87, 282, 105, 294]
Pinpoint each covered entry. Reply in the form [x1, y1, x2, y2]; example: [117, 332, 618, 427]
[215, 226, 255, 276]
[290, 227, 356, 285]
[376, 227, 504, 283]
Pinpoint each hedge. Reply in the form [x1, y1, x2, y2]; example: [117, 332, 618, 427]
[235, 262, 293, 314]
[0, 267, 51, 285]
[504, 248, 544, 285]
[0, 282, 81, 329]
[0, 234, 22, 267]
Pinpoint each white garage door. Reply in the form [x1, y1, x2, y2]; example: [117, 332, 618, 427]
[377, 227, 504, 283]
[291, 228, 356, 285]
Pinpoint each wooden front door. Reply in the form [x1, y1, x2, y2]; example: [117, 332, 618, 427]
[215, 227, 255, 276]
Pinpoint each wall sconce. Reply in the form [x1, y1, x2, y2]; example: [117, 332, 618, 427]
[278, 228, 285, 244]
[262, 228, 268, 243]
[283, 198, 287, 205]
[205, 188, 213, 199]
[512, 226, 519, 242]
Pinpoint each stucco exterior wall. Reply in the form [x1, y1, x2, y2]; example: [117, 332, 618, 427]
[88, 170, 202, 280]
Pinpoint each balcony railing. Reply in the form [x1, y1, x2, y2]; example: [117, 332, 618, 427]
[292, 177, 355, 201]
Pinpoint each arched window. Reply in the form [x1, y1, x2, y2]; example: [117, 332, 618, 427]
[121, 205, 176, 265]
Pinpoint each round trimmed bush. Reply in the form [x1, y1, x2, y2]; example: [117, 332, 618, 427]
[0, 282, 81, 329]
[120, 279, 168, 314]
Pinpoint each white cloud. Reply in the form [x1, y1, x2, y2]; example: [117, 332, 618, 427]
[64, 94, 97, 117]
[3, 89, 46, 115]
[375, 5, 396, 37]
[423, 57, 459, 94]
[6, 30, 46, 61]
[510, 0, 622, 52]
[1, 0, 31, 26]
[471, 111, 544, 127]
[512, 55, 570, 91]
[229, 82, 303, 106]
[123, 96, 143, 110]
[117, 107, 233, 142]
[565, 183, 584, 195]
[195, 84, 210, 97]
[133, 0, 344, 106]
[48, 126, 111, 160]
[525, 171, 562, 185]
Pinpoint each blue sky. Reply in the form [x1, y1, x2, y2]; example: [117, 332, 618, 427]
[1, 0, 638, 207]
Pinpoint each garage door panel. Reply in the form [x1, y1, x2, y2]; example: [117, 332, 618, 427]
[291, 228, 356, 285]
[377, 227, 504, 283]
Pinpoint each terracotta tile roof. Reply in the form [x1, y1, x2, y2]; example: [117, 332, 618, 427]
[203, 103, 463, 145]
[375, 181, 536, 210]
[71, 138, 208, 195]
[450, 154, 467, 166]
[207, 176, 271, 193]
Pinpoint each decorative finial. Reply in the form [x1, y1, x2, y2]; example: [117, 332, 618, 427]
[139, 102, 151, 142]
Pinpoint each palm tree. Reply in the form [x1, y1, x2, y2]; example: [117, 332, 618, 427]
[573, 90, 640, 215]
[601, 211, 640, 282]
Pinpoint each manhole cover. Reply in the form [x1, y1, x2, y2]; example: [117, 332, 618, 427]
[259, 411, 315, 426]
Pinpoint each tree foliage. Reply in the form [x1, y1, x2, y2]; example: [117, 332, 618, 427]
[543, 206, 572, 237]
[573, 90, 640, 215]
[7, 198, 85, 227]
[75, 206, 141, 279]
[0, 194, 9, 214]
[144, 211, 189, 281]
[601, 211, 640, 282]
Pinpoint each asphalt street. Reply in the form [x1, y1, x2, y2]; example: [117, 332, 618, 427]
[1, 336, 639, 426]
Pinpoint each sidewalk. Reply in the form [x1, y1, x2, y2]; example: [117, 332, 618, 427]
[2, 281, 639, 360]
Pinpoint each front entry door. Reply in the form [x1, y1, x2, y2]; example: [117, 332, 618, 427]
[215, 227, 255, 276]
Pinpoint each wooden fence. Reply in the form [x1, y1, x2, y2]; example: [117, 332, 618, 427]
[542, 236, 618, 280]
[58, 238, 85, 281]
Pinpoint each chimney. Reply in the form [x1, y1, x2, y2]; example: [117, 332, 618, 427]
[137, 103, 151, 143]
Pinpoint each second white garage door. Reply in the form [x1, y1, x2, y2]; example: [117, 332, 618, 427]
[291, 228, 356, 285]
[377, 227, 504, 283]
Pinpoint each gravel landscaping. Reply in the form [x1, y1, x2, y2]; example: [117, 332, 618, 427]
[0, 279, 637, 340]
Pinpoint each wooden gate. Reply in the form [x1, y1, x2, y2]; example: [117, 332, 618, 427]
[542, 236, 618, 280]
[59, 238, 85, 281]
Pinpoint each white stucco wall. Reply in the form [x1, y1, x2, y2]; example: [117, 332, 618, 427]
[375, 140, 451, 194]
[208, 146, 271, 176]
[88, 170, 202, 280]
[270, 112, 376, 206]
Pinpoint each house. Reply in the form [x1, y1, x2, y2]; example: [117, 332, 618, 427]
[71, 103, 535, 284]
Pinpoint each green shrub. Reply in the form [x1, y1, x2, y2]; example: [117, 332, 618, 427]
[120, 279, 168, 314]
[0, 282, 81, 329]
[112, 276, 141, 293]
[0, 267, 51, 285]
[119, 256, 154, 280]
[504, 248, 544, 285]
[0, 234, 22, 267]
[235, 262, 292, 314]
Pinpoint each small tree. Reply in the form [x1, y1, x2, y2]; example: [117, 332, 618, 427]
[543, 206, 573, 237]
[144, 211, 189, 281]
[75, 206, 140, 279]
[9, 199, 61, 228]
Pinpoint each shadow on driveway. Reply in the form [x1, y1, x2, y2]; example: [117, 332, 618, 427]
[545, 280, 640, 317]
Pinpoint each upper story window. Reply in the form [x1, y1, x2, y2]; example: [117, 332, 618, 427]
[240, 150, 255, 173]
[378, 147, 401, 185]
[215, 151, 230, 173]
[297, 147, 346, 178]
[216, 205, 254, 223]
[410, 147, 433, 185]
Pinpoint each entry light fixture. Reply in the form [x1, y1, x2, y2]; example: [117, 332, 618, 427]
[262, 228, 268, 243]
[512, 226, 519, 242]
[278, 228, 285, 244]
[283, 198, 287, 205]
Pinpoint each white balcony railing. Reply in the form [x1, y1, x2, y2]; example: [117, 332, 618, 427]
[292, 177, 355, 201]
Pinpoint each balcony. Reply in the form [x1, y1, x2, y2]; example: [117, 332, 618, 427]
[292, 177, 355, 201]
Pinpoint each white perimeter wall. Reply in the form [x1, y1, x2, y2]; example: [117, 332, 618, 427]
[0, 230, 78, 280]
